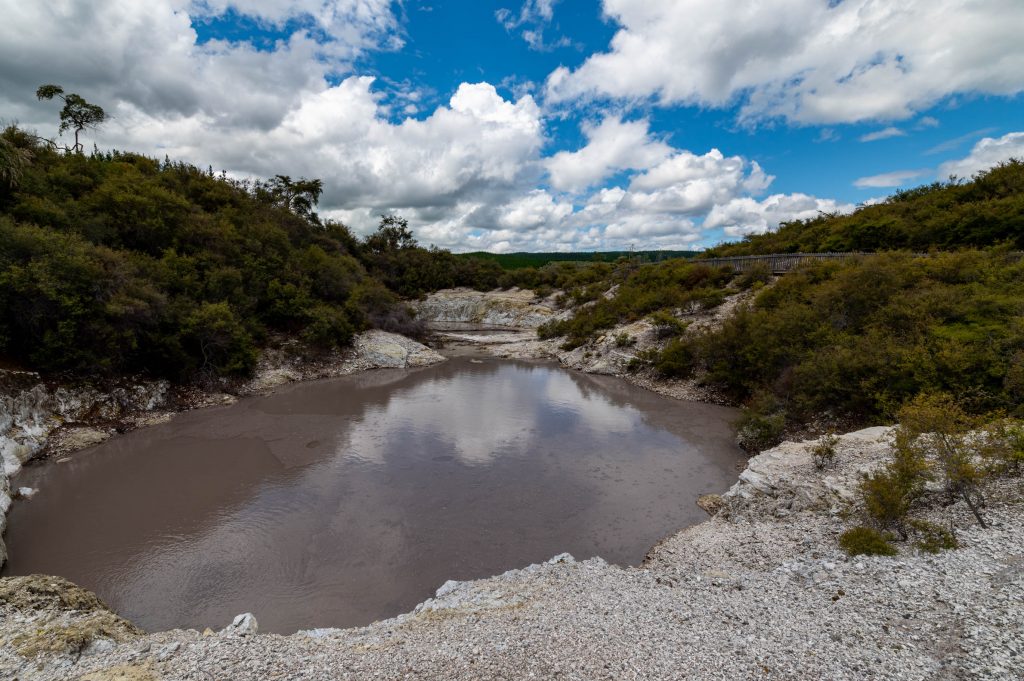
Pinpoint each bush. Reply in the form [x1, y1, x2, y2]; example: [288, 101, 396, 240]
[810, 433, 840, 470]
[735, 393, 787, 452]
[897, 393, 989, 527]
[614, 332, 635, 348]
[981, 418, 1024, 475]
[302, 304, 355, 349]
[653, 337, 695, 378]
[736, 262, 771, 289]
[648, 310, 688, 339]
[860, 428, 929, 540]
[839, 526, 898, 557]
[909, 519, 958, 554]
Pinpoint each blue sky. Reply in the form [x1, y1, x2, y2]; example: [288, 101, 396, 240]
[2, 0, 1022, 251]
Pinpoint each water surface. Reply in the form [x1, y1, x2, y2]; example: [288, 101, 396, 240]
[3, 358, 742, 633]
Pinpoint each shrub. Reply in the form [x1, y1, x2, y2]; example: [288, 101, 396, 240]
[736, 262, 771, 289]
[810, 433, 840, 470]
[653, 337, 695, 378]
[897, 393, 989, 527]
[302, 305, 355, 349]
[982, 418, 1024, 475]
[614, 332, 635, 348]
[735, 393, 787, 452]
[648, 310, 688, 338]
[839, 526, 898, 557]
[909, 519, 958, 554]
[861, 431, 928, 539]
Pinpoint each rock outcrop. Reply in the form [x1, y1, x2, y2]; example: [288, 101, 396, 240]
[415, 288, 568, 329]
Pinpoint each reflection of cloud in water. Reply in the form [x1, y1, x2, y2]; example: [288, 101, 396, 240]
[338, 363, 640, 465]
[542, 371, 638, 435]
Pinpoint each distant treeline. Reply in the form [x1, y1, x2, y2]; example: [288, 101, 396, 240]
[457, 250, 699, 269]
[704, 160, 1024, 256]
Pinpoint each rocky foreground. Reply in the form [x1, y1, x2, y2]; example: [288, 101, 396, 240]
[1, 427, 1021, 680]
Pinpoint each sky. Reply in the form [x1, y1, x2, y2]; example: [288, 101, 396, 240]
[0, 1, 1022, 252]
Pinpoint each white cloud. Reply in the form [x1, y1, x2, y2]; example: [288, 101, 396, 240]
[496, 0, 569, 51]
[859, 127, 905, 143]
[705, 194, 855, 238]
[0, 0, 853, 253]
[854, 169, 930, 188]
[546, 0, 1024, 125]
[545, 117, 670, 192]
[190, 0, 403, 52]
[938, 132, 1024, 178]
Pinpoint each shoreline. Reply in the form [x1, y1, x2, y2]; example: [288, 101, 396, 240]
[3, 425, 1020, 679]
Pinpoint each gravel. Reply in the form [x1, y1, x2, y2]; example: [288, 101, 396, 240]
[3, 429, 1021, 680]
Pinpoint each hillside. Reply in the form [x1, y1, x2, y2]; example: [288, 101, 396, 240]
[0, 127, 497, 381]
[703, 160, 1024, 256]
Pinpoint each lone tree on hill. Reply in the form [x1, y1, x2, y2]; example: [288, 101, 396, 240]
[36, 84, 106, 153]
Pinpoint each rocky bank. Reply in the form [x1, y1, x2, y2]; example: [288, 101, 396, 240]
[2, 426, 1021, 680]
[0, 330, 445, 568]
[415, 286, 753, 403]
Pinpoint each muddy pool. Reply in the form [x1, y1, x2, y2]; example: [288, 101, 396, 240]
[2, 358, 742, 633]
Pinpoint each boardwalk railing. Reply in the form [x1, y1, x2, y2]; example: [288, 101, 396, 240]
[697, 252, 867, 274]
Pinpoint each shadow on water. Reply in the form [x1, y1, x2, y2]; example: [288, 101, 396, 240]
[2, 358, 743, 633]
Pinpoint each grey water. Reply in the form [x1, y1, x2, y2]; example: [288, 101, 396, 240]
[2, 358, 743, 634]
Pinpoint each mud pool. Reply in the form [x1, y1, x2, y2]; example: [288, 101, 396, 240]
[2, 358, 742, 633]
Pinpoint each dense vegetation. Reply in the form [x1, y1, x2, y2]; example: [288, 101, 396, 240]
[647, 250, 1024, 439]
[0, 127, 505, 381]
[703, 160, 1024, 256]
[459, 250, 697, 269]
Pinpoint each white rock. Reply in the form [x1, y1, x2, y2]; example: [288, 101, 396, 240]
[222, 612, 259, 636]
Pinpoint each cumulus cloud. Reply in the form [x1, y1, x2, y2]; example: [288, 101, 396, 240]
[704, 194, 856, 238]
[545, 0, 1024, 125]
[938, 132, 1024, 179]
[544, 117, 671, 192]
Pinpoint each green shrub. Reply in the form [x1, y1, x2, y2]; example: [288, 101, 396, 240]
[909, 519, 958, 554]
[897, 393, 989, 527]
[811, 433, 840, 470]
[302, 305, 355, 349]
[653, 337, 695, 378]
[735, 393, 787, 452]
[614, 332, 635, 348]
[839, 526, 898, 557]
[736, 262, 771, 289]
[648, 310, 688, 338]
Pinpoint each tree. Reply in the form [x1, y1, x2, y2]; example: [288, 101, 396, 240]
[262, 174, 323, 224]
[36, 84, 107, 153]
[364, 214, 417, 254]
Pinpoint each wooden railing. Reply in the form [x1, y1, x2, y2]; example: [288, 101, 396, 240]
[696, 252, 867, 274]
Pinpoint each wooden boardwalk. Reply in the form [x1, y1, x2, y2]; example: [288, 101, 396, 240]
[697, 252, 865, 274]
